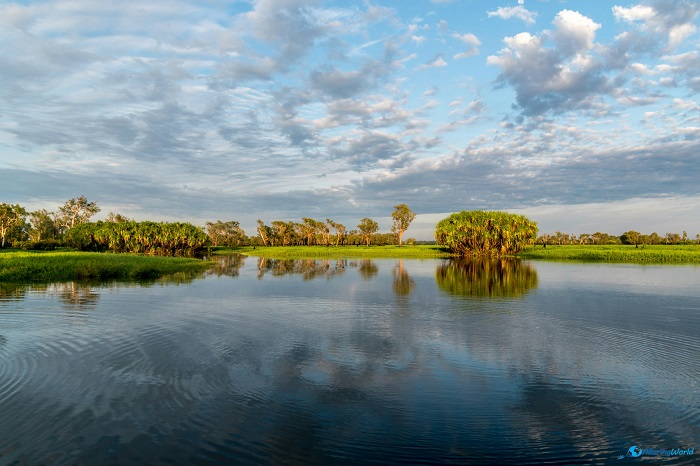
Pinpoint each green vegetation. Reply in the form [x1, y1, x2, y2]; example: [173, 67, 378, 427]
[519, 245, 700, 263]
[65, 221, 209, 256]
[391, 204, 416, 247]
[215, 245, 451, 259]
[435, 211, 538, 257]
[0, 250, 210, 283]
[4, 196, 700, 267]
[0, 203, 27, 248]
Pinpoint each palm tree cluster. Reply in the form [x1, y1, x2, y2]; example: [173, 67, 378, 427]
[65, 221, 209, 256]
[434, 211, 538, 256]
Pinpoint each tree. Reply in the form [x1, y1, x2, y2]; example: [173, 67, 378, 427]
[28, 209, 58, 241]
[434, 210, 538, 257]
[328, 220, 346, 246]
[621, 230, 641, 248]
[257, 220, 272, 246]
[0, 203, 27, 248]
[106, 212, 131, 223]
[302, 218, 320, 246]
[357, 218, 379, 247]
[57, 196, 100, 232]
[391, 204, 416, 247]
[206, 220, 246, 246]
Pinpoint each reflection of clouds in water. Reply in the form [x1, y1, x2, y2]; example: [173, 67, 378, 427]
[0, 259, 697, 464]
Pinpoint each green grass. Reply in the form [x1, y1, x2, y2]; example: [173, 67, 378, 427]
[0, 250, 212, 283]
[217, 244, 700, 264]
[519, 244, 700, 264]
[214, 244, 452, 259]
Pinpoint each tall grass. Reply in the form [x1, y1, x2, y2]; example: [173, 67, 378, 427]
[216, 245, 452, 259]
[0, 251, 211, 283]
[519, 245, 700, 263]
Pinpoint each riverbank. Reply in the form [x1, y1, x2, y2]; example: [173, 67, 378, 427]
[0, 250, 211, 283]
[214, 245, 452, 259]
[220, 244, 700, 264]
[519, 244, 700, 263]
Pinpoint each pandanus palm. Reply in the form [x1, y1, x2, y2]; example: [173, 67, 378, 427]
[435, 211, 538, 257]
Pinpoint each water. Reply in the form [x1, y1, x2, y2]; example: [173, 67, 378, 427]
[0, 257, 698, 465]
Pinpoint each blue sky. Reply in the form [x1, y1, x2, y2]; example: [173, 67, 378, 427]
[1, 0, 699, 239]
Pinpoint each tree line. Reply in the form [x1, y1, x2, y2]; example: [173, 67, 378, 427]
[208, 204, 416, 248]
[0, 198, 418, 255]
[4, 197, 697, 257]
[537, 230, 700, 247]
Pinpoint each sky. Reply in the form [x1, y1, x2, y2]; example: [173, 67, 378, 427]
[1, 0, 699, 240]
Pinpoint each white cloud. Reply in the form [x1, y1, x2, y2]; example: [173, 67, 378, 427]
[415, 56, 448, 71]
[612, 1, 699, 52]
[452, 32, 480, 59]
[487, 6, 537, 26]
[551, 10, 601, 55]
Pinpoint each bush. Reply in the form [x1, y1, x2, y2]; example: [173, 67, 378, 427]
[65, 221, 210, 256]
[435, 210, 538, 257]
[13, 239, 62, 251]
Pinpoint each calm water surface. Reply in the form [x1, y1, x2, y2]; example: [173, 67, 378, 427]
[0, 257, 698, 465]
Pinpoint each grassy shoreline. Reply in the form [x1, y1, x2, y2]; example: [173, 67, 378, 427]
[219, 244, 700, 264]
[519, 244, 700, 263]
[213, 245, 453, 259]
[2, 244, 698, 285]
[0, 250, 211, 283]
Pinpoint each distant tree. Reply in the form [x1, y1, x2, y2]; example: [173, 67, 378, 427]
[621, 230, 642, 248]
[272, 220, 296, 246]
[106, 212, 131, 223]
[391, 204, 416, 247]
[57, 196, 100, 232]
[649, 232, 661, 245]
[206, 220, 246, 247]
[327, 219, 346, 246]
[257, 220, 272, 246]
[321, 219, 334, 246]
[358, 218, 379, 247]
[665, 232, 681, 245]
[301, 218, 323, 246]
[0, 203, 27, 248]
[28, 209, 57, 241]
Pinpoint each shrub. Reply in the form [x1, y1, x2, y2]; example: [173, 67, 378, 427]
[435, 210, 538, 257]
[65, 221, 210, 256]
[13, 239, 61, 251]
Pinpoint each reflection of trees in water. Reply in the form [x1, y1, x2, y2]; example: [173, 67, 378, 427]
[358, 260, 378, 281]
[392, 260, 415, 296]
[257, 258, 348, 280]
[0, 283, 27, 302]
[207, 254, 246, 277]
[51, 282, 100, 309]
[435, 258, 538, 298]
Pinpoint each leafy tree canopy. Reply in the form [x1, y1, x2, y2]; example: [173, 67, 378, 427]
[435, 210, 538, 257]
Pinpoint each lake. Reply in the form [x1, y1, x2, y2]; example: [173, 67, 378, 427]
[0, 257, 698, 465]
